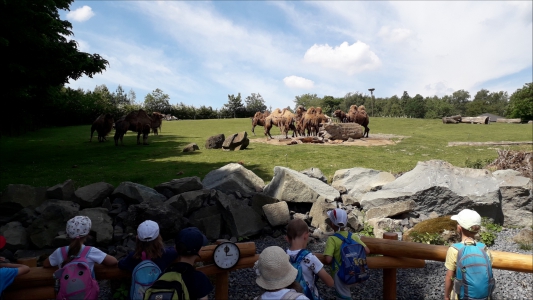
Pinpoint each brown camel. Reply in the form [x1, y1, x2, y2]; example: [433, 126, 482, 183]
[114, 109, 153, 146]
[251, 110, 270, 135]
[150, 112, 164, 135]
[294, 105, 307, 136]
[301, 107, 319, 136]
[347, 105, 358, 123]
[264, 108, 295, 139]
[90, 113, 114, 142]
[333, 110, 348, 123]
[355, 105, 370, 137]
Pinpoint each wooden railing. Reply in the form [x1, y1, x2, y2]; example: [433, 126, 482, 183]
[4, 236, 532, 300]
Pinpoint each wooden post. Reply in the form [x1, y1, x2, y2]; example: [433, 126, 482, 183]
[383, 232, 398, 300]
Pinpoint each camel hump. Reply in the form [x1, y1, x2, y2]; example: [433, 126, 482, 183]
[358, 105, 366, 111]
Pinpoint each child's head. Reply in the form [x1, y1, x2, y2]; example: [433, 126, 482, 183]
[255, 246, 299, 291]
[451, 209, 481, 237]
[66, 216, 91, 240]
[286, 219, 309, 243]
[135, 220, 164, 260]
[327, 208, 348, 231]
[174, 227, 208, 257]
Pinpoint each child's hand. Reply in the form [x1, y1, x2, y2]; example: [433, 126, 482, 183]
[0, 256, 6, 262]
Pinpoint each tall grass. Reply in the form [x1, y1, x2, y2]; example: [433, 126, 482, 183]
[0, 118, 530, 190]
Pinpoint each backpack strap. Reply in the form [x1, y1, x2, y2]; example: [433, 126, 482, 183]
[60, 246, 69, 262]
[291, 249, 310, 264]
[79, 246, 92, 258]
[283, 289, 304, 300]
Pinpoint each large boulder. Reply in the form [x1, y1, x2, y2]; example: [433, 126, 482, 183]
[188, 205, 222, 240]
[154, 177, 203, 198]
[264, 167, 340, 203]
[301, 168, 328, 183]
[222, 132, 249, 151]
[321, 123, 363, 140]
[360, 160, 503, 223]
[309, 197, 337, 231]
[0, 222, 28, 251]
[367, 217, 396, 239]
[365, 200, 417, 220]
[205, 134, 225, 149]
[250, 193, 279, 218]
[166, 189, 212, 216]
[125, 201, 183, 240]
[215, 192, 265, 237]
[263, 201, 290, 227]
[28, 200, 81, 248]
[0, 184, 47, 214]
[492, 170, 532, 227]
[332, 168, 396, 205]
[74, 182, 114, 208]
[112, 182, 166, 205]
[183, 143, 200, 153]
[202, 163, 265, 197]
[46, 179, 75, 200]
[79, 208, 113, 245]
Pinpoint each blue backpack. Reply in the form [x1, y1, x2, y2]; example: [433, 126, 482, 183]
[289, 249, 319, 300]
[130, 259, 162, 300]
[452, 242, 495, 300]
[333, 232, 369, 285]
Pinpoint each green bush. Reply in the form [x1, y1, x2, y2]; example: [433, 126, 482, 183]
[359, 223, 374, 237]
[479, 231, 497, 246]
[518, 242, 533, 251]
[465, 158, 493, 169]
[408, 231, 445, 245]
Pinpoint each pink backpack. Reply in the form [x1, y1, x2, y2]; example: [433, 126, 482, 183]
[53, 246, 100, 300]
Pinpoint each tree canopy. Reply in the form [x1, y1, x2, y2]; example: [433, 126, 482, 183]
[224, 93, 244, 118]
[144, 88, 171, 113]
[245, 93, 267, 114]
[507, 83, 533, 121]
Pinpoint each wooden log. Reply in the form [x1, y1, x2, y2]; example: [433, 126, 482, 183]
[3, 286, 55, 300]
[460, 116, 489, 124]
[383, 233, 398, 300]
[450, 115, 462, 121]
[496, 118, 521, 123]
[448, 141, 532, 146]
[313, 254, 425, 269]
[360, 237, 533, 273]
[442, 117, 459, 124]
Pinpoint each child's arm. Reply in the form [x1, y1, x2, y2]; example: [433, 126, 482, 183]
[364, 246, 370, 254]
[444, 269, 454, 300]
[42, 257, 52, 268]
[101, 255, 118, 266]
[0, 263, 30, 276]
[323, 255, 333, 265]
[316, 268, 334, 287]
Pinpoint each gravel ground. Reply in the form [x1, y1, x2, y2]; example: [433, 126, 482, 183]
[98, 228, 532, 300]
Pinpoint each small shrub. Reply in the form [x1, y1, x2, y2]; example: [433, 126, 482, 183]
[479, 231, 497, 246]
[518, 242, 533, 251]
[465, 157, 493, 169]
[481, 217, 502, 233]
[359, 223, 374, 237]
[408, 231, 444, 245]
[112, 282, 128, 300]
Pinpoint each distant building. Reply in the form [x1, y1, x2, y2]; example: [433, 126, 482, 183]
[478, 113, 504, 122]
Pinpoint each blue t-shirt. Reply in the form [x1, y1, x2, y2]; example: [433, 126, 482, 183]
[118, 246, 178, 272]
[0, 267, 19, 293]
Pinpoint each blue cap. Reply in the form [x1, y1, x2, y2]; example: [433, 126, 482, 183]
[175, 227, 208, 256]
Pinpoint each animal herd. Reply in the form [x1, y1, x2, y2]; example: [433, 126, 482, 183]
[90, 109, 164, 145]
[252, 105, 370, 139]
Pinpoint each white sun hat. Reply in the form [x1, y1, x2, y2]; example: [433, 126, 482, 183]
[255, 246, 298, 290]
[451, 209, 482, 232]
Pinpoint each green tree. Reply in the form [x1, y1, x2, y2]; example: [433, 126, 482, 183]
[424, 96, 455, 119]
[245, 93, 267, 116]
[340, 92, 365, 112]
[144, 88, 171, 113]
[1, 0, 109, 135]
[293, 93, 322, 110]
[224, 93, 244, 118]
[404, 94, 426, 118]
[507, 83, 533, 121]
[450, 90, 470, 116]
[322, 96, 341, 115]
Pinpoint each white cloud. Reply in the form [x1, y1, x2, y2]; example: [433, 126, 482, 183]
[303, 41, 381, 75]
[283, 76, 314, 89]
[67, 6, 95, 22]
[424, 82, 455, 97]
[378, 26, 413, 43]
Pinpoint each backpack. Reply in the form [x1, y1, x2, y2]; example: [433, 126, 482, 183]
[256, 290, 305, 300]
[53, 246, 100, 300]
[332, 232, 369, 285]
[289, 249, 319, 300]
[452, 242, 495, 300]
[143, 264, 195, 300]
[130, 259, 162, 300]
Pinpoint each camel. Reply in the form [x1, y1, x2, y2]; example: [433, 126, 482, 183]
[114, 109, 153, 146]
[90, 113, 114, 142]
[333, 110, 348, 123]
[301, 107, 319, 136]
[251, 111, 270, 135]
[347, 105, 358, 123]
[264, 108, 296, 139]
[150, 112, 164, 135]
[294, 105, 307, 136]
[355, 105, 370, 137]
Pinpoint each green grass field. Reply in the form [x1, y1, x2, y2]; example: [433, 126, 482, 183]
[0, 118, 531, 191]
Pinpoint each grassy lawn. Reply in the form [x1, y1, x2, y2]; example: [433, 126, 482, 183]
[0, 118, 531, 191]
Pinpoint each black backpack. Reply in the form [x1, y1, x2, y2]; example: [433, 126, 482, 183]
[143, 263, 196, 300]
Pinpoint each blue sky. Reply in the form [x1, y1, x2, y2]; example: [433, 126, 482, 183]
[62, 1, 532, 110]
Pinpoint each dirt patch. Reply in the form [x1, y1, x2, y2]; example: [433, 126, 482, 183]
[249, 133, 408, 147]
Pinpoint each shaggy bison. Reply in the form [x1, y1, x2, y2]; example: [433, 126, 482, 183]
[90, 114, 114, 142]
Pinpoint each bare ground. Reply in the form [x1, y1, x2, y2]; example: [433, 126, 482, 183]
[249, 133, 408, 146]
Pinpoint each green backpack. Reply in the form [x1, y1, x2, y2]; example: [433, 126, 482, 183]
[143, 264, 194, 300]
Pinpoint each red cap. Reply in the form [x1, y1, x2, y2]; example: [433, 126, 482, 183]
[0, 236, 6, 249]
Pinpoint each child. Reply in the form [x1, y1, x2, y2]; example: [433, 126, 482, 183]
[323, 208, 370, 300]
[0, 235, 31, 293]
[444, 209, 494, 300]
[146, 227, 213, 300]
[43, 215, 118, 271]
[286, 219, 334, 300]
[255, 246, 309, 300]
[118, 220, 178, 272]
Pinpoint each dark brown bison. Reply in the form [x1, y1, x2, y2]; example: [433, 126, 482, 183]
[114, 109, 152, 146]
[90, 114, 114, 142]
[251, 111, 270, 135]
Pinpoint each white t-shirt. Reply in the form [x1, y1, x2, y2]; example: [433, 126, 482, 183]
[287, 249, 324, 300]
[258, 289, 309, 300]
[48, 245, 107, 272]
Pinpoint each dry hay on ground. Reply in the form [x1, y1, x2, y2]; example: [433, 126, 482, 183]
[486, 149, 532, 178]
[249, 133, 407, 147]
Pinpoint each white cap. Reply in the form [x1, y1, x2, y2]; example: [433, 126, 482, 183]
[327, 208, 348, 228]
[137, 220, 160, 242]
[66, 216, 92, 239]
[451, 209, 482, 232]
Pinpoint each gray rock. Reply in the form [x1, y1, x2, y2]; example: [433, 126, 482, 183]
[321, 123, 363, 140]
[188, 205, 222, 240]
[46, 179, 75, 200]
[300, 168, 328, 183]
[183, 143, 200, 152]
[74, 182, 114, 208]
[263, 201, 290, 227]
[0, 222, 28, 251]
[154, 177, 203, 198]
[80, 208, 113, 245]
[216, 193, 265, 237]
[11, 207, 38, 227]
[222, 132, 249, 151]
[205, 134, 225, 149]
[0, 184, 47, 213]
[112, 182, 166, 205]
[309, 197, 337, 231]
[28, 200, 80, 249]
[35, 200, 80, 221]
[264, 166, 340, 203]
[366, 217, 396, 239]
[332, 168, 395, 205]
[365, 200, 417, 220]
[428, 211, 439, 219]
[203, 163, 265, 197]
[347, 210, 364, 231]
[249, 193, 279, 218]
[360, 160, 503, 223]
[125, 200, 183, 240]
[493, 170, 532, 227]
[166, 189, 211, 216]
